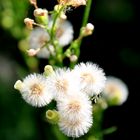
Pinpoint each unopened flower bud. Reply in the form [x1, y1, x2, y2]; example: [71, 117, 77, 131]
[70, 55, 78, 62]
[54, 4, 63, 12]
[34, 8, 48, 17]
[44, 65, 54, 76]
[24, 18, 34, 29]
[86, 23, 94, 31]
[81, 23, 94, 36]
[34, 8, 48, 25]
[46, 110, 60, 124]
[27, 48, 40, 56]
[14, 80, 23, 91]
[60, 12, 67, 19]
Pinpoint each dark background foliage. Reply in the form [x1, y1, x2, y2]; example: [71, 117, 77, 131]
[0, 0, 139, 140]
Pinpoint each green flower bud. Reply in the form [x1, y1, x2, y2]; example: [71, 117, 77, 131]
[46, 110, 60, 124]
[34, 8, 48, 25]
[14, 80, 23, 91]
[44, 65, 54, 76]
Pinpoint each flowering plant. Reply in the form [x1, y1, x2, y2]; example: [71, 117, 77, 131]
[13, 0, 129, 139]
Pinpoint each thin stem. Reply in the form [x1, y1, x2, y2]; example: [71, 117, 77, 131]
[49, 6, 65, 67]
[77, 0, 93, 48]
[50, 6, 64, 42]
[82, 0, 93, 27]
[68, 0, 92, 67]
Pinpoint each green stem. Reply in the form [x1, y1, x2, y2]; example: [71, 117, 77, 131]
[69, 0, 93, 67]
[49, 6, 65, 67]
[82, 0, 93, 27]
[78, 0, 92, 47]
[50, 6, 64, 42]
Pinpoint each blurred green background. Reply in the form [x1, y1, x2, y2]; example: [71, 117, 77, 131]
[0, 0, 139, 140]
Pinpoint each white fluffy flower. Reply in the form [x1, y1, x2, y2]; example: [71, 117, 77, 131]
[59, 116, 93, 138]
[103, 76, 129, 105]
[57, 91, 92, 121]
[56, 20, 74, 46]
[57, 92, 93, 138]
[19, 73, 54, 107]
[46, 68, 78, 100]
[72, 62, 106, 97]
[29, 27, 50, 58]
[49, 19, 74, 47]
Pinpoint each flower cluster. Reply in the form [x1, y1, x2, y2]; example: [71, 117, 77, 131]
[14, 62, 106, 138]
[21, 0, 94, 67]
[13, 0, 129, 139]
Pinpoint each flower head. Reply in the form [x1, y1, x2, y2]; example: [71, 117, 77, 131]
[57, 92, 93, 138]
[57, 91, 92, 121]
[103, 76, 129, 105]
[59, 116, 92, 138]
[72, 62, 106, 97]
[16, 73, 54, 107]
[58, 0, 87, 7]
[29, 27, 50, 58]
[56, 19, 74, 46]
[46, 68, 78, 100]
[49, 19, 74, 47]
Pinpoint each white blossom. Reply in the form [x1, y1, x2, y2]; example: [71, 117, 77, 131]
[19, 73, 54, 107]
[59, 116, 92, 138]
[29, 27, 50, 58]
[46, 68, 78, 100]
[57, 91, 92, 121]
[103, 76, 129, 105]
[49, 19, 74, 47]
[72, 62, 106, 97]
[57, 92, 93, 138]
[56, 20, 74, 46]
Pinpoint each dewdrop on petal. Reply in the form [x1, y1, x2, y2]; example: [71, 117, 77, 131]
[16, 73, 54, 107]
[103, 76, 129, 105]
[72, 62, 106, 97]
